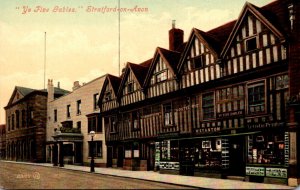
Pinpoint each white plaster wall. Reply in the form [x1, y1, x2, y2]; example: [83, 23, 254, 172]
[46, 76, 106, 165]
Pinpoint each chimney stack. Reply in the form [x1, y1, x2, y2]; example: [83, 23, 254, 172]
[73, 81, 81, 91]
[57, 82, 60, 89]
[169, 20, 184, 51]
[47, 79, 54, 102]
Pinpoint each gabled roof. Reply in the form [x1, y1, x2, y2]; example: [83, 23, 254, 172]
[107, 74, 122, 96]
[206, 20, 236, 53]
[221, 1, 286, 57]
[98, 74, 122, 106]
[130, 59, 152, 86]
[144, 47, 181, 87]
[117, 60, 151, 96]
[16, 86, 35, 96]
[5, 86, 70, 109]
[257, 0, 290, 33]
[177, 20, 236, 72]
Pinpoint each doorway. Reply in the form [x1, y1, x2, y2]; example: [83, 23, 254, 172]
[107, 146, 113, 167]
[229, 136, 245, 176]
[179, 141, 194, 176]
[117, 146, 124, 167]
[74, 143, 82, 164]
[148, 143, 155, 171]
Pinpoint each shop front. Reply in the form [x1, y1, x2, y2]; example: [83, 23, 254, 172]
[245, 130, 289, 184]
[50, 130, 84, 165]
[156, 137, 224, 177]
[154, 128, 288, 184]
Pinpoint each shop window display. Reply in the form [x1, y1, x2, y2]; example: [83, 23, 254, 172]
[161, 140, 179, 161]
[194, 139, 222, 169]
[247, 133, 285, 165]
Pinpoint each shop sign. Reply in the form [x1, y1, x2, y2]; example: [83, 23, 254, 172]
[174, 104, 199, 112]
[195, 127, 221, 134]
[133, 150, 139, 158]
[247, 122, 285, 130]
[217, 110, 244, 118]
[159, 161, 180, 170]
[266, 168, 287, 178]
[125, 150, 131, 158]
[157, 132, 179, 139]
[246, 167, 265, 176]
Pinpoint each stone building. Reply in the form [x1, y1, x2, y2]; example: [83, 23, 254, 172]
[4, 86, 69, 162]
[46, 76, 106, 167]
[0, 124, 6, 159]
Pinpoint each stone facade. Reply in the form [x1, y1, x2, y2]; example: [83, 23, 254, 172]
[46, 76, 106, 167]
[0, 124, 6, 159]
[4, 87, 58, 162]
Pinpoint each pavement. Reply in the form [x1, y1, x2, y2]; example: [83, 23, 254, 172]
[2, 160, 298, 189]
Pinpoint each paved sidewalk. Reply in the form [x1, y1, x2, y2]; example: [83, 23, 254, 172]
[2, 160, 296, 189]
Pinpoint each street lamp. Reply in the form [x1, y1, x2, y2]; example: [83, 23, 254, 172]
[89, 130, 95, 172]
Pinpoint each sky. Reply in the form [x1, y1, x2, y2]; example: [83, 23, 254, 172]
[0, 0, 275, 124]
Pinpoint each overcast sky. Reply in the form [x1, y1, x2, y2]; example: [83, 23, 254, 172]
[0, 0, 275, 124]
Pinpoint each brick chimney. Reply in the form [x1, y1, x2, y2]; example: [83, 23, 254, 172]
[169, 20, 184, 51]
[286, 0, 300, 187]
[288, 0, 300, 97]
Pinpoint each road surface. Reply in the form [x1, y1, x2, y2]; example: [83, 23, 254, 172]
[0, 161, 196, 189]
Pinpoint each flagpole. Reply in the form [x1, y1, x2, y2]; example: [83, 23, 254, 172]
[44, 32, 47, 89]
[118, 0, 120, 76]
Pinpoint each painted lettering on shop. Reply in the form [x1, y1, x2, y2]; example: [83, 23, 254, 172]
[174, 104, 199, 112]
[247, 122, 285, 129]
[266, 168, 287, 178]
[246, 167, 265, 176]
[195, 127, 221, 134]
[217, 110, 244, 118]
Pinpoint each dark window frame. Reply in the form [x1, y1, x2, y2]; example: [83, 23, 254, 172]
[77, 121, 81, 131]
[77, 100, 81, 115]
[110, 116, 117, 133]
[93, 93, 99, 110]
[21, 110, 26, 127]
[202, 92, 215, 120]
[163, 103, 173, 127]
[131, 110, 141, 131]
[88, 140, 103, 158]
[15, 110, 20, 128]
[247, 81, 266, 115]
[54, 109, 57, 122]
[11, 114, 15, 130]
[127, 82, 134, 94]
[245, 36, 258, 52]
[67, 104, 71, 118]
[88, 115, 102, 133]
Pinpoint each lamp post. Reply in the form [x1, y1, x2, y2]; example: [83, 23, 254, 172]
[89, 131, 95, 172]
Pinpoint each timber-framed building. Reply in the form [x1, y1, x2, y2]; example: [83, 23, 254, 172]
[99, 0, 300, 186]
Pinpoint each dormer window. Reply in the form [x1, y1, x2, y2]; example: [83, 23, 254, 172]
[156, 70, 167, 83]
[187, 55, 204, 71]
[104, 91, 112, 102]
[127, 82, 134, 93]
[193, 55, 203, 69]
[246, 37, 257, 52]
